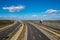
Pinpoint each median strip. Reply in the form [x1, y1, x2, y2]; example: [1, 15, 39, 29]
[17, 24, 26, 40]
[8, 23, 24, 40]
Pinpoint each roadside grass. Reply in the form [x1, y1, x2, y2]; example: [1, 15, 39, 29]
[42, 20, 60, 25]
[0, 20, 14, 28]
[29, 20, 60, 25]
[7, 24, 21, 40]
[42, 20, 60, 29]
[41, 27, 60, 40]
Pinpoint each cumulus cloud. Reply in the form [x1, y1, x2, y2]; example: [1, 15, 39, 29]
[45, 9, 60, 13]
[3, 5, 25, 12]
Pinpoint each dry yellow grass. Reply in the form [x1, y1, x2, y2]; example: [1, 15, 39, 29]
[0, 20, 14, 28]
[42, 20, 60, 25]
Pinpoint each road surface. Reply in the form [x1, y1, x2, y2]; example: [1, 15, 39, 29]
[0, 21, 20, 40]
[28, 21, 60, 40]
[42, 24, 60, 31]
[27, 23, 50, 40]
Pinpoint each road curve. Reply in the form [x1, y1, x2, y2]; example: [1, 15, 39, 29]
[27, 23, 50, 40]
[0, 21, 20, 40]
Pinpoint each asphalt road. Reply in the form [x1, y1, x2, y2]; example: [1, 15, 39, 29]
[0, 21, 20, 40]
[42, 24, 60, 31]
[27, 23, 50, 40]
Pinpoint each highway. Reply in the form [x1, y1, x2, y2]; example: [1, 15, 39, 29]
[0, 21, 20, 40]
[42, 24, 60, 31]
[28, 21, 60, 40]
[0, 21, 60, 40]
[27, 23, 50, 40]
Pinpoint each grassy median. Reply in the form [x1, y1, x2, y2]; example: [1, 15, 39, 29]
[17, 24, 26, 40]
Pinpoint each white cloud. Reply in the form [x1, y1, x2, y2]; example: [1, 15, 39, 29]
[45, 9, 60, 13]
[3, 5, 25, 12]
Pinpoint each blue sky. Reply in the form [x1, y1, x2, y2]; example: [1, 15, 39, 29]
[0, 0, 60, 20]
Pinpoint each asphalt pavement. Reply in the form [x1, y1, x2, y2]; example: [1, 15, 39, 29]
[0, 21, 20, 40]
[27, 23, 50, 40]
[41, 24, 60, 32]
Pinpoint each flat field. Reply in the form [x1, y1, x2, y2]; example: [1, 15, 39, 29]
[0, 20, 14, 28]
